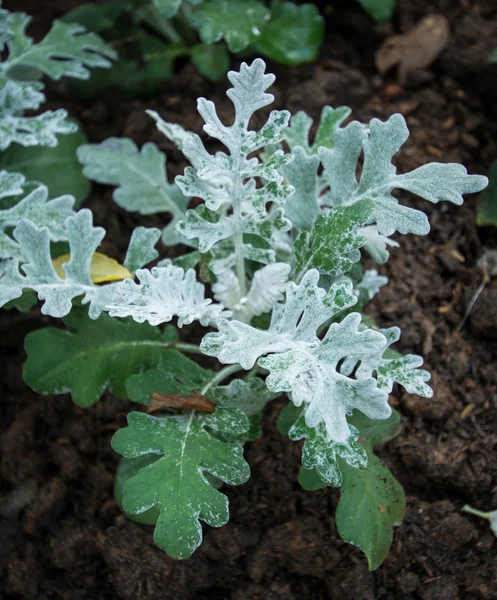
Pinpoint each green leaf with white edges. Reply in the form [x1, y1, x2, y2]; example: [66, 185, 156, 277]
[294, 199, 374, 279]
[115, 353, 250, 559]
[278, 403, 367, 489]
[23, 308, 178, 408]
[112, 409, 250, 559]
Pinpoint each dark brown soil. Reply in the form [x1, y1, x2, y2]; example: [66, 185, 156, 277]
[2, 1, 497, 598]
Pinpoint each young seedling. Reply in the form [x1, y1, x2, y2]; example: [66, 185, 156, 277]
[1, 58, 487, 567]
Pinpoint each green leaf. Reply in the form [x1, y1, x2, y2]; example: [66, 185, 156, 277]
[278, 404, 368, 489]
[0, 125, 90, 207]
[189, 0, 270, 53]
[191, 43, 230, 82]
[61, 0, 128, 33]
[477, 160, 497, 227]
[23, 308, 178, 408]
[153, 0, 204, 18]
[115, 455, 161, 525]
[298, 466, 327, 491]
[254, 2, 325, 66]
[294, 199, 374, 278]
[112, 410, 250, 559]
[357, 0, 396, 22]
[2, 290, 37, 313]
[126, 349, 212, 405]
[336, 409, 405, 571]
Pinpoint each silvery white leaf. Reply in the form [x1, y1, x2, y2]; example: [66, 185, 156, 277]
[201, 269, 391, 442]
[78, 138, 190, 246]
[245, 262, 291, 316]
[0, 210, 104, 315]
[4, 13, 117, 80]
[124, 226, 161, 273]
[106, 264, 231, 327]
[341, 326, 433, 398]
[0, 175, 75, 260]
[320, 114, 488, 236]
[0, 79, 75, 149]
[281, 147, 320, 231]
[358, 224, 399, 263]
[356, 269, 388, 301]
[212, 268, 242, 311]
[147, 109, 189, 151]
[173, 59, 294, 283]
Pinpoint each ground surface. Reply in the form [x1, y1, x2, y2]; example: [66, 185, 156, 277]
[1, 0, 497, 598]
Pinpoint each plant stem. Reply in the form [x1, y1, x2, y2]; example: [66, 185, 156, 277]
[462, 505, 493, 521]
[135, 6, 183, 44]
[232, 163, 247, 300]
[201, 364, 244, 395]
[167, 342, 203, 354]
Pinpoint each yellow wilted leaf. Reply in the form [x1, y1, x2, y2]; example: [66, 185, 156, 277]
[53, 252, 134, 284]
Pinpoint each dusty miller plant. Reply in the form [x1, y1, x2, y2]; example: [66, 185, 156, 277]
[1, 59, 487, 567]
[0, 2, 116, 151]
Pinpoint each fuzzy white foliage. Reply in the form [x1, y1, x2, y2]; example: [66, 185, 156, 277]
[105, 264, 231, 327]
[245, 262, 291, 316]
[2, 11, 117, 80]
[0, 209, 228, 328]
[201, 269, 392, 442]
[340, 326, 433, 398]
[356, 269, 388, 301]
[0, 6, 115, 150]
[318, 114, 488, 236]
[78, 138, 189, 246]
[0, 171, 75, 260]
[172, 58, 294, 270]
[213, 262, 290, 321]
[357, 224, 400, 263]
[0, 78, 75, 149]
[147, 109, 189, 151]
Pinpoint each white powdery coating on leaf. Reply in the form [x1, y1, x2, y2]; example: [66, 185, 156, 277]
[106, 264, 231, 327]
[246, 262, 291, 316]
[201, 269, 391, 442]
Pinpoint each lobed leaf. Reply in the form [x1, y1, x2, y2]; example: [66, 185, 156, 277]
[77, 138, 190, 246]
[294, 199, 374, 279]
[254, 2, 324, 66]
[115, 352, 250, 559]
[0, 175, 75, 261]
[202, 269, 391, 442]
[189, 0, 270, 53]
[23, 309, 178, 408]
[0, 79, 75, 149]
[5, 12, 117, 80]
[320, 114, 488, 236]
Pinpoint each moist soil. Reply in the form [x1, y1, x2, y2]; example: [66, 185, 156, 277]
[2, 1, 497, 598]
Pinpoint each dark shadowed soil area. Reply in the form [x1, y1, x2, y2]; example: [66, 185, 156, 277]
[1, 0, 497, 598]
